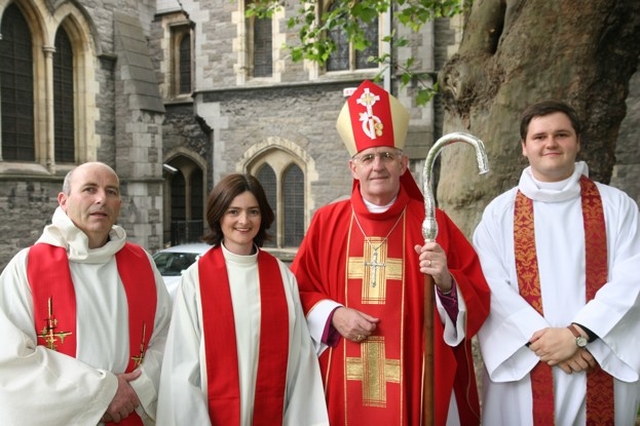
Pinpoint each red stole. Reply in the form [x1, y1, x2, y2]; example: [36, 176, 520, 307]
[199, 247, 289, 426]
[340, 199, 409, 424]
[514, 175, 614, 425]
[27, 242, 157, 426]
[314, 186, 466, 426]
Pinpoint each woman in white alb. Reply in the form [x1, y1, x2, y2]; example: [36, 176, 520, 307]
[157, 173, 328, 426]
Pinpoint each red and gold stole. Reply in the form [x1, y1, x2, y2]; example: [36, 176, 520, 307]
[341, 208, 408, 425]
[514, 175, 614, 425]
[27, 242, 157, 426]
[199, 247, 289, 426]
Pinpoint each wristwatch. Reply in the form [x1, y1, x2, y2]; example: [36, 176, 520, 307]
[568, 324, 588, 348]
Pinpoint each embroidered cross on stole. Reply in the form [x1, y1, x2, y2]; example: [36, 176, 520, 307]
[27, 242, 157, 426]
[344, 211, 406, 424]
[514, 175, 614, 425]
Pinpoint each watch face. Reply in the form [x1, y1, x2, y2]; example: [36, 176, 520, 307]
[576, 336, 588, 348]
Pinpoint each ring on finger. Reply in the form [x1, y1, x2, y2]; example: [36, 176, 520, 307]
[427, 259, 432, 267]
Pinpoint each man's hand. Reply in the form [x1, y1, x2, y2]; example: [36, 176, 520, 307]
[528, 327, 577, 365]
[332, 307, 379, 343]
[557, 348, 597, 374]
[101, 370, 142, 423]
[414, 242, 452, 293]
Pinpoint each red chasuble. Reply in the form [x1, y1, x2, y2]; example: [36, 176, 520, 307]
[198, 247, 289, 426]
[27, 242, 157, 426]
[293, 178, 491, 426]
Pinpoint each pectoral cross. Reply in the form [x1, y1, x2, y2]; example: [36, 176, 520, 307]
[38, 297, 72, 351]
[131, 322, 147, 367]
[348, 239, 403, 304]
[364, 249, 385, 288]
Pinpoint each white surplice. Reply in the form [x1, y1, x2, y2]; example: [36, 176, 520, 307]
[0, 207, 172, 425]
[473, 162, 640, 425]
[156, 243, 329, 426]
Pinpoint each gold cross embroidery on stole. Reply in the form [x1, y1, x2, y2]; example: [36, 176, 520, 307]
[38, 297, 72, 350]
[131, 322, 148, 367]
[348, 237, 403, 304]
[346, 235, 403, 406]
[346, 336, 401, 407]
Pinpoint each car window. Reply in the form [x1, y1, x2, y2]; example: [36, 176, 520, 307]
[153, 252, 200, 276]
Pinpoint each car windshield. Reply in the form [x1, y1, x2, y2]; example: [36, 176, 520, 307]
[153, 252, 201, 276]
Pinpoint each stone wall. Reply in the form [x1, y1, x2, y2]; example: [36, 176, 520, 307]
[0, 0, 165, 270]
[0, 180, 60, 266]
[1, 1, 638, 272]
[200, 83, 355, 211]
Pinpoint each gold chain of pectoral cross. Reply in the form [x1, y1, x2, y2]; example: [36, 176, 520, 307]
[352, 207, 406, 288]
[38, 297, 72, 350]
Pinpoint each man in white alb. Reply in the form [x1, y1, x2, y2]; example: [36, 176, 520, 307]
[473, 101, 640, 425]
[0, 162, 172, 425]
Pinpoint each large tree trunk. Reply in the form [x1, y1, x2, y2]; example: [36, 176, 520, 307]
[437, 0, 640, 236]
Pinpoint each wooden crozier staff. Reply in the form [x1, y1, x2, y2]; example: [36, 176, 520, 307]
[421, 132, 489, 425]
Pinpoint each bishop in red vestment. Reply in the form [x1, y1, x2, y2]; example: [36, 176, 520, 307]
[291, 81, 490, 426]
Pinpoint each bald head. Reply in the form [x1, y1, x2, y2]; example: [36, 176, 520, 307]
[62, 162, 119, 195]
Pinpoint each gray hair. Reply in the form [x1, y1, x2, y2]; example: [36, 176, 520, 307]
[62, 169, 74, 195]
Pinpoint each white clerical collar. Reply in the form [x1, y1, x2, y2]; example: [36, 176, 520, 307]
[221, 241, 258, 266]
[519, 161, 589, 203]
[363, 196, 397, 213]
[533, 175, 573, 191]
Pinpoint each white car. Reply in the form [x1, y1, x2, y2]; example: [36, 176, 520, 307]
[152, 243, 211, 299]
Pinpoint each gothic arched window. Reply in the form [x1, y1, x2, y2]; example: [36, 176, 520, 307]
[0, 4, 34, 161]
[250, 149, 306, 249]
[283, 164, 304, 246]
[54, 27, 75, 163]
[0, 3, 94, 169]
[257, 164, 277, 246]
[179, 33, 192, 94]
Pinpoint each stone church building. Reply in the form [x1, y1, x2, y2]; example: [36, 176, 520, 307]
[0, 0, 638, 269]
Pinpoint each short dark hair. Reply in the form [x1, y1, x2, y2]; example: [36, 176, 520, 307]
[202, 173, 274, 247]
[520, 100, 582, 141]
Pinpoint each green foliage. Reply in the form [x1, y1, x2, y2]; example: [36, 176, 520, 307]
[248, 0, 468, 105]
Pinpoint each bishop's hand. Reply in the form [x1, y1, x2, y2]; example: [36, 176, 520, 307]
[414, 242, 453, 293]
[332, 307, 379, 343]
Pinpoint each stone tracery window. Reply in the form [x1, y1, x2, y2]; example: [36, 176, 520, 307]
[253, 154, 304, 248]
[257, 164, 277, 246]
[0, 3, 35, 161]
[54, 27, 75, 163]
[0, 2, 94, 170]
[282, 164, 304, 246]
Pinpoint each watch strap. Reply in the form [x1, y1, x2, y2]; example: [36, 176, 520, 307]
[568, 324, 588, 347]
[567, 324, 582, 339]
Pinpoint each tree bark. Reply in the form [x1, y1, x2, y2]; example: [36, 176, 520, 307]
[437, 0, 640, 236]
